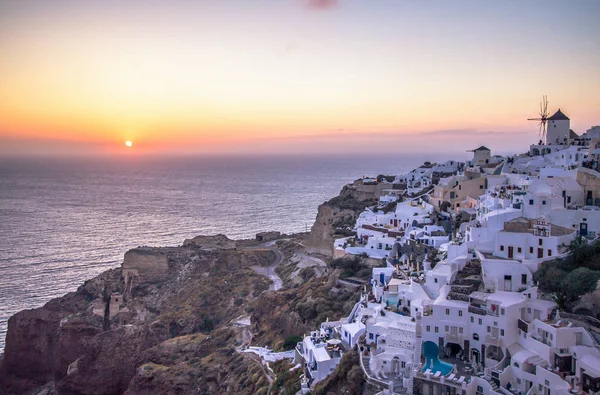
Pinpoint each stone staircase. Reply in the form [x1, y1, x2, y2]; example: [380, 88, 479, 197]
[407, 316, 424, 395]
[447, 259, 482, 302]
[482, 375, 500, 392]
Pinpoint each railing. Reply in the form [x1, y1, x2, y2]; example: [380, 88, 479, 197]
[415, 370, 466, 389]
[446, 333, 462, 344]
[358, 346, 388, 389]
[485, 335, 500, 346]
[469, 305, 487, 316]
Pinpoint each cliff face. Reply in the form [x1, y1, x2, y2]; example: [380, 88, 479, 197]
[0, 239, 279, 395]
[0, 233, 361, 395]
[305, 181, 378, 256]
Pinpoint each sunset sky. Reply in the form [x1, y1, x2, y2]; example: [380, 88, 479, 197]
[1, 0, 599, 156]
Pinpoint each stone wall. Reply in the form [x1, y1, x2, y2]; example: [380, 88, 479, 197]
[122, 249, 169, 284]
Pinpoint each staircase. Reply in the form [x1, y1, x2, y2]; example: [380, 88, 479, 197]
[482, 375, 500, 392]
[408, 315, 424, 395]
[447, 259, 482, 301]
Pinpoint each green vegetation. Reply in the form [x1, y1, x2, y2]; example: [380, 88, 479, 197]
[534, 238, 600, 310]
[282, 335, 303, 350]
[314, 348, 365, 395]
[377, 174, 396, 183]
[330, 256, 370, 279]
[327, 194, 376, 212]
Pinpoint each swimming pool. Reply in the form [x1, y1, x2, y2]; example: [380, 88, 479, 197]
[421, 341, 454, 376]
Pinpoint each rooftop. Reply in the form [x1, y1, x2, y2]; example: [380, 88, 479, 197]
[548, 108, 570, 121]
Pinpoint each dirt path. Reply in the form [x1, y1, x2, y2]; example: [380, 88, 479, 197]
[247, 241, 285, 291]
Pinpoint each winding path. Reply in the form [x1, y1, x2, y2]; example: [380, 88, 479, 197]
[247, 240, 284, 291]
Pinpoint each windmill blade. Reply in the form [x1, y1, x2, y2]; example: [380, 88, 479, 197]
[528, 117, 542, 121]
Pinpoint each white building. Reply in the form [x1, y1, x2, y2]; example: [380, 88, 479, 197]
[493, 217, 575, 270]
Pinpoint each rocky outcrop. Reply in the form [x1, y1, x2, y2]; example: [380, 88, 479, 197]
[182, 234, 237, 250]
[0, 230, 362, 395]
[305, 181, 378, 256]
[122, 249, 169, 285]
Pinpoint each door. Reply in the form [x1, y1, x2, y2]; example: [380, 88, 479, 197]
[580, 223, 588, 237]
[379, 273, 385, 285]
[508, 246, 514, 258]
[394, 219, 398, 227]
[504, 275, 512, 291]
[538, 248, 544, 259]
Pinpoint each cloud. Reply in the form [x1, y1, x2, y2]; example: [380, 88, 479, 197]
[304, 0, 338, 10]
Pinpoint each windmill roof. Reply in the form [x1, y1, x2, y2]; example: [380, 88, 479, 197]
[549, 109, 569, 121]
[473, 146, 490, 152]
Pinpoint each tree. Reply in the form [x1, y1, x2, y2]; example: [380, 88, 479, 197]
[535, 265, 567, 294]
[562, 268, 600, 302]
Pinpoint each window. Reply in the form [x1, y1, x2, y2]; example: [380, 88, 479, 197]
[480, 185, 484, 189]
[479, 318, 482, 325]
[500, 245, 504, 251]
[435, 327, 439, 333]
[530, 246, 534, 254]
[542, 200, 546, 205]
[548, 249, 552, 256]
[473, 333, 479, 341]
[445, 325, 449, 332]
[487, 326, 491, 333]
[435, 278, 438, 283]
[494, 321, 498, 326]
[518, 247, 522, 253]
[501, 329, 505, 336]
[369, 333, 374, 340]
[459, 185, 462, 190]
[522, 274, 527, 285]
[528, 308, 531, 313]
[401, 361, 406, 368]
[459, 327, 463, 334]
[529, 199, 534, 205]
[459, 310, 463, 317]
[426, 326, 430, 332]
[477, 386, 483, 393]
[539, 239, 543, 246]
[446, 308, 450, 315]
[471, 316, 474, 323]
[501, 308, 505, 315]
[568, 196, 571, 203]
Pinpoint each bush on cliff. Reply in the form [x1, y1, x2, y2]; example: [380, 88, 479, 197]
[314, 348, 365, 395]
[330, 256, 367, 278]
[535, 239, 600, 308]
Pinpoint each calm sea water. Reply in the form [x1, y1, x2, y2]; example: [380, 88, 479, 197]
[0, 153, 432, 351]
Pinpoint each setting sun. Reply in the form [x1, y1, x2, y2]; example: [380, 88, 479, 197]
[125, 141, 133, 148]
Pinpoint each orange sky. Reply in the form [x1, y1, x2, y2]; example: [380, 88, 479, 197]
[1, 0, 599, 155]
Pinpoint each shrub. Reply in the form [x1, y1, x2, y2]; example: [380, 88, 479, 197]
[282, 335, 303, 350]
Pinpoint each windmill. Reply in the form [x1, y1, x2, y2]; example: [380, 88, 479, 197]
[528, 95, 549, 144]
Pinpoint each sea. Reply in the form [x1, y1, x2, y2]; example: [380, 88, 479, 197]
[0, 153, 440, 351]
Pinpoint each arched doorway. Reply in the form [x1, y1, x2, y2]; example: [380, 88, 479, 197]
[444, 342, 463, 359]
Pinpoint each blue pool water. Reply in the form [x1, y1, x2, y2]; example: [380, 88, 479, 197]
[422, 341, 454, 375]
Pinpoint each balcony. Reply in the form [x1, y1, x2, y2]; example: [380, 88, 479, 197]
[446, 333, 463, 344]
[485, 335, 500, 346]
[469, 305, 487, 316]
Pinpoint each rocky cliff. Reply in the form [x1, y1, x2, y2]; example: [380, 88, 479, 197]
[305, 180, 378, 256]
[0, 234, 362, 395]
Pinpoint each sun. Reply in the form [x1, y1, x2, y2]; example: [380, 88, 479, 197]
[125, 141, 133, 148]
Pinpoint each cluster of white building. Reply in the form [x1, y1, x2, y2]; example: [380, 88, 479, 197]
[296, 110, 600, 395]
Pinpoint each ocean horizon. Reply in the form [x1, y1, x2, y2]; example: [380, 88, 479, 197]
[0, 152, 466, 351]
